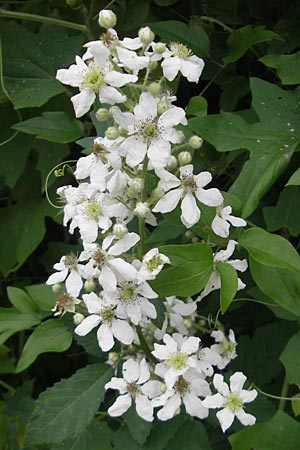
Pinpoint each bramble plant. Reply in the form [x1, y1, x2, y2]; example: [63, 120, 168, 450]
[2, 1, 300, 449]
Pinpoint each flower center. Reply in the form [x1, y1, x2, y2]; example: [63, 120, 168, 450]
[85, 202, 102, 220]
[180, 173, 197, 191]
[167, 351, 187, 370]
[92, 143, 108, 163]
[146, 255, 162, 272]
[54, 293, 74, 315]
[221, 341, 235, 357]
[100, 307, 115, 324]
[224, 392, 244, 412]
[126, 382, 140, 397]
[174, 376, 189, 395]
[92, 248, 107, 266]
[136, 118, 159, 143]
[83, 66, 104, 92]
[119, 282, 137, 303]
[169, 42, 192, 59]
[64, 253, 77, 269]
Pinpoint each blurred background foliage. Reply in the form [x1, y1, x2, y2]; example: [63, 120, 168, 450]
[1, 0, 300, 449]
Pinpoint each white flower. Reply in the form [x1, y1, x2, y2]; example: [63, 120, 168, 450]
[138, 248, 170, 282]
[52, 293, 81, 316]
[46, 253, 85, 297]
[74, 292, 135, 351]
[210, 329, 237, 369]
[105, 358, 159, 421]
[79, 232, 139, 293]
[212, 205, 247, 238]
[161, 42, 204, 82]
[152, 368, 211, 421]
[197, 240, 248, 300]
[202, 372, 257, 432]
[56, 42, 137, 117]
[154, 296, 197, 339]
[152, 334, 200, 388]
[153, 165, 223, 228]
[113, 92, 187, 169]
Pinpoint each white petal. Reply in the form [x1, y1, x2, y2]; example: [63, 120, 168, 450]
[109, 233, 140, 256]
[140, 298, 157, 319]
[214, 374, 230, 396]
[82, 292, 101, 314]
[71, 90, 95, 117]
[123, 359, 140, 383]
[75, 315, 101, 336]
[227, 215, 247, 227]
[108, 393, 132, 417]
[97, 323, 115, 351]
[157, 393, 181, 420]
[180, 57, 204, 82]
[135, 394, 154, 422]
[196, 187, 223, 207]
[46, 269, 68, 285]
[104, 71, 137, 88]
[134, 92, 157, 121]
[235, 408, 256, 426]
[181, 192, 200, 228]
[212, 215, 230, 238]
[99, 85, 126, 105]
[240, 389, 258, 403]
[202, 393, 224, 409]
[66, 270, 83, 297]
[105, 377, 127, 393]
[230, 372, 247, 392]
[183, 393, 208, 419]
[137, 359, 150, 385]
[141, 380, 163, 399]
[161, 57, 180, 81]
[99, 266, 117, 293]
[111, 319, 134, 345]
[108, 258, 137, 282]
[159, 106, 186, 129]
[152, 189, 182, 213]
[181, 336, 200, 355]
[216, 407, 235, 433]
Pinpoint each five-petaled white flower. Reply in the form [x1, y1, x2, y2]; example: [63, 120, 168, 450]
[161, 42, 205, 82]
[153, 165, 223, 228]
[212, 205, 247, 238]
[46, 253, 86, 297]
[202, 372, 257, 432]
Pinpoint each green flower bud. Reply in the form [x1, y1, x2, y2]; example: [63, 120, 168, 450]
[95, 108, 109, 121]
[98, 9, 117, 29]
[148, 60, 158, 72]
[52, 284, 62, 294]
[178, 151, 192, 165]
[113, 223, 128, 238]
[105, 126, 119, 140]
[188, 135, 203, 149]
[138, 26, 155, 44]
[154, 42, 166, 54]
[167, 155, 178, 170]
[157, 100, 169, 114]
[148, 82, 161, 96]
[73, 312, 85, 325]
[84, 279, 96, 292]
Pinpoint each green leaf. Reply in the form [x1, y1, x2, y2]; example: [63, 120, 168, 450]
[286, 167, 300, 186]
[224, 25, 282, 63]
[13, 112, 84, 144]
[7, 286, 38, 314]
[124, 407, 152, 445]
[260, 53, 300, 85]
[150, 20, 209, 58]
[186, 96, 208, 118]
[144, 415, 187, 450]
[263, 187, 300, 237]
[25, 363, 113, 445]
[0, 133, 32, 189]
[150, 243, 213, 297]
[240, 227, 300, 274]
[164, 419, 211, 450]
[117, 0, 150, 32]
[0, 345, 15, 374]
[229, 411, 300, 450]
[280, 330, 300, 384]
[249, 258, 300, 316]
[0, 308, 41, 345]
[146, 220, 184, 245]
[154, 0, 179, 4]
[215, 261, 238, 313]
[0, 21, 64, 108]
[16, 319, 72, 373]
[25, 284, 57, 311]
[52, 422, 113, 450]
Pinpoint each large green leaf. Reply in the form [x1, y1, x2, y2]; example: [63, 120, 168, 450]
[263, 187, 300, 237]
[240, 227, 300, 274]
[144, 415, 187, 450]
[229, 411, 300, 450]
[13, 112, 84, 143]
[150, 243, 213, 297]
[150, 20, 209, 58]
[215, 261, 238, 313]
[249, 258, 300, 316]
[164, 419, 211, 450]
[16, 319, 72, 373]
[224, 25, 282, 63]
[124, 407, 153, 445]
[25, 363, 113, 445]
[280, 330, 300, 384]
[25, 284, 58, 312]
[286, 167, 300, 186]
[7, 286, 38, 314]
[52, 422, 113, 450]
[260, 53, 300, 85]
[0, 308, 41, 345]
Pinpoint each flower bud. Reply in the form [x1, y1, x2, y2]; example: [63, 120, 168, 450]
[84, 279, 96, 292]
[157, 100, 169, 114]
[178, 151, 192, 165]
[138, 26, 155, 44]
[167, 155, 178, 170]
[177, 130, 185, 143]
[52, 284, 62, 294]
[148, 60, 158, 72]
[108, 352, 119, 364]
[118, 126, 128, 137]
[154, 42, 166, 54]
[183, 318, 194, 329]
[129, 178, 144, 193]
[160, 383, 167, 393]
[185, 230, 193, 238]
[113, 223, 128, 238]
[95, 108, 109, 121]
[134, 202, 150, 218]
[188, 135, 203, 149]
[98, 9, 117, 29]
[152, 187, 164, 201]
[73, 312, 85, 325]
[192, 236, 199, 242]
[105, 126, 119, 140]
[148, 82, 161, 96]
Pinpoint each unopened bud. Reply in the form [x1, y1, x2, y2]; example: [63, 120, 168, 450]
[84, 279, 96, 292]
[157, 100, 169, 114]
[152, 187, 164, 201]
[154, 42, 166, 54]
[105, 126, 119, 140]
[95, 108, 109, 121]
[134, 202, 150, 218]
[167, 155, 178, 170]
[188, 135, 203, 149]
[118, 126, 128, 137]
[98, 9, 117, 29]
[73, 312, 85, 325]
[183, 318, 194, 329]
[148, 82, 161, 96]
[148, 60, 158, 72]
[192, 237, 199, 242]
[108, 352, 119, 364]
[178, 151, 192, 165]
[52, 284, 62, 294]
[129, 178, 144, 193]
[113, 223, 128, 238]
[177, 130, 185, 143]
[160, 383, 167, 393]
[138, 26, 155, 44]
[185, 230, 193, 238]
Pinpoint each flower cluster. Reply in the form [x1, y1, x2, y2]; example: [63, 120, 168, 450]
[47, 10, 256, 434]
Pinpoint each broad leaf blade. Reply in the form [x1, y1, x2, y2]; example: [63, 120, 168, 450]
[215, 261, 238, 313]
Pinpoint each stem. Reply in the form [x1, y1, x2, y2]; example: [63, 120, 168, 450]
[278, 377, 289, 411]
[198, 66, 225, 97]
[45, 160, 77, 209]
[138, 156, 149, 259]
[0, 380, 16, 394]
[0, 8, 89, 36]
[254, 384, 297, 402]
[201, 16, 233, 32]
[136, 326, 157, 363]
